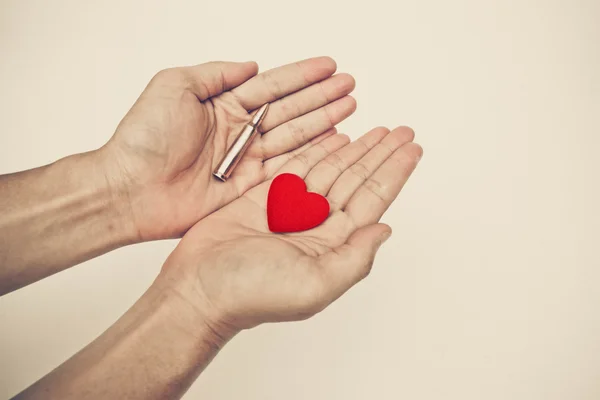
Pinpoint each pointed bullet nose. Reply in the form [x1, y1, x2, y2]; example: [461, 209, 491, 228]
[251, 103, 269, 127]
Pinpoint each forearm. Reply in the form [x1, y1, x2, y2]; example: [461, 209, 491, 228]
[13, 276, 231, 400]
[0, 149, 137, 294]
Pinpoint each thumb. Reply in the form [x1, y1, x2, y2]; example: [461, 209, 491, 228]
[181, 61, 259, 101]
[318, 223, 392, 302]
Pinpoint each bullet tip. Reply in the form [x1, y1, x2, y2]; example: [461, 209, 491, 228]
[251, 103, 269, 127]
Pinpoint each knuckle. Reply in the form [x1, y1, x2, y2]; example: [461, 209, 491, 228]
[294, 61, 310, 84]
[376, 141, 395, 156]
[363, 177, 388, 203]
[321, 105, 335, 126]
[389, 143, 423, 168]
[349, 162, 370, 180]
[212, 65, 226, 94]
[261, 72, 283, 97]
[324, 152, 345, 172]
[318, 80, 331, 102]
[364, 176, 385, 193]
[388, 154, 407, 169]
[356, 138, 371, 152]
[288, 121, 308, 146]
[295, 153, 310, 166]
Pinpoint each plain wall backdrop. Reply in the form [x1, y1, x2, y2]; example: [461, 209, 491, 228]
[1, 0, 599, 399]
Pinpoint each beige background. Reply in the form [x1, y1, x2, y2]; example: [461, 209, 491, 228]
[1, 0, 599, 399]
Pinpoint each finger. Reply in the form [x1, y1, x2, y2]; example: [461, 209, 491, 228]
[231, 56, 337, 110]
[244, 133, 350, 208]
[175, 61, 259, 100]
[317, 223, 392, 304]
[259, 96, 357, 159]
[276, 134, 350, 177]
[304, 127, 390, 196]
[259, 73, 355, 133]
[327, 126, 415, 212]
[345, 142, 423, 227]
[263, 128, 337, 177]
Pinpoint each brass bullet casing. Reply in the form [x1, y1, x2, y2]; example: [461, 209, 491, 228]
[213, 103, 270, 182]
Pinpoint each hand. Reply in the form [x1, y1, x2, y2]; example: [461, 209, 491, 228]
[99, 57, 356, 241]
[160, 126, 422, 334]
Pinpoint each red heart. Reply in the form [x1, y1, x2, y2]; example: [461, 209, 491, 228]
[267, 173, 330, 233]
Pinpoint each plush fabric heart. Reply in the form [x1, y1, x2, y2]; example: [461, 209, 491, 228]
[267, 173, 330, 233]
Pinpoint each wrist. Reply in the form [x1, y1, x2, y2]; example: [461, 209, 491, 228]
[152, 270, 239, 348]
[90, 146, 142, 245]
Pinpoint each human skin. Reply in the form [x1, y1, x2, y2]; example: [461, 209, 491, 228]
[13, 126, 422, 399]
[0, 57, 357, 294]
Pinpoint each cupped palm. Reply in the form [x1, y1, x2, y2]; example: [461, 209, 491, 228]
[102, 57, 357, 241]
[165, 126, 422, 330]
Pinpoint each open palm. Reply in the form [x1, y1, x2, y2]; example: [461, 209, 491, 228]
[102, 57, 356, 241]
[164, 126, 422, 331]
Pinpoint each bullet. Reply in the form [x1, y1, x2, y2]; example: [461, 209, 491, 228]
[213, 103, 269, 182]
